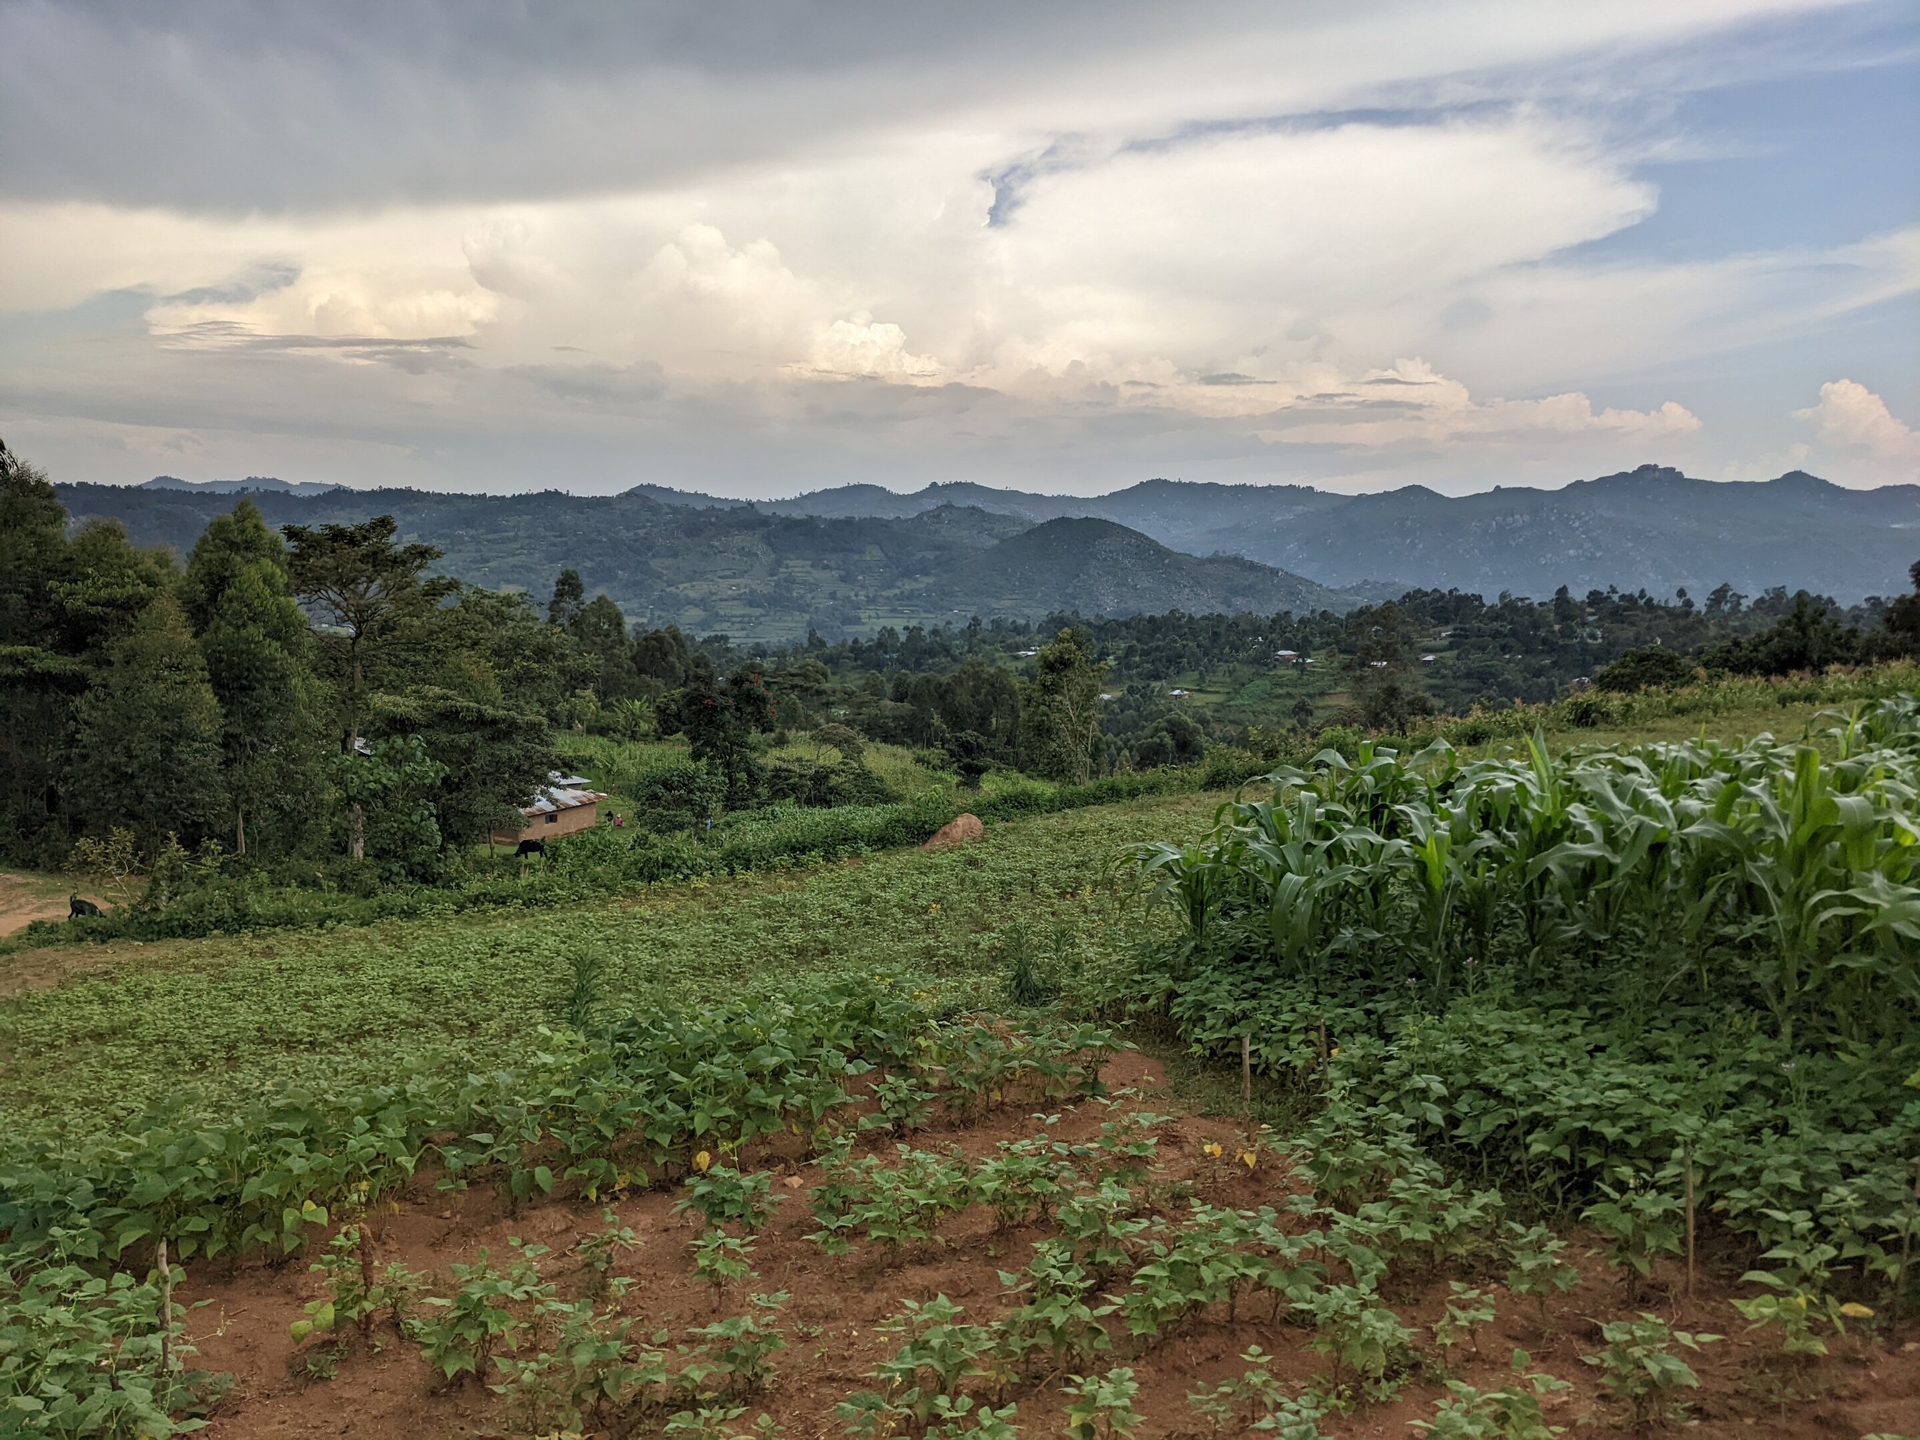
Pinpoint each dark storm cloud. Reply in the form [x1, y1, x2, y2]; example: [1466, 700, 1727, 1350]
[0, 0, 1231, 211]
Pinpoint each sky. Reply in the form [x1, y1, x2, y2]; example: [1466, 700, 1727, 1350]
[0, 0, 1915, 498]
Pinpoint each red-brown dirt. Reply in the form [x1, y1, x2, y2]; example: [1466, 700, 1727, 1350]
[170, 1053, 1920, 1439]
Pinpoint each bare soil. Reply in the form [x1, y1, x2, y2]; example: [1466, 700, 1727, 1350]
[0, 870, 104, 938]
[172, 1054, 1919, 1440]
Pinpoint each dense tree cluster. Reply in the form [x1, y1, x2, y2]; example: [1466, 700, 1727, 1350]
[0, 444, 613, 872]
[8, 436, 1916, 874]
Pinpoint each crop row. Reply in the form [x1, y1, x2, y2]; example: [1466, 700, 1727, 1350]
[1123, 696, 1920, 1299]
[0, 980, 1121, 1269]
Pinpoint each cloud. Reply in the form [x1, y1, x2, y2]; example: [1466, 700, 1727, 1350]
[0, 1, 1909, 495]
[1795, 378, 1920, 460]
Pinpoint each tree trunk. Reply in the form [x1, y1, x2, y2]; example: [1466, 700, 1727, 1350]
[235, 805, 246, 858]
[350, 802, 365, 861]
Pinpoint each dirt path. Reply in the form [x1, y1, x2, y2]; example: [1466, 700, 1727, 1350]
[0, 869, 104, 937]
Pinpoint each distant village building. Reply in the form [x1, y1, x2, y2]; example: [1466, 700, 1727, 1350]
[1419, 654, 1438, 666]
[491, 771, 608, 845]
[1168, 688, 1191, 698]
[1273, 649, 1299, 661]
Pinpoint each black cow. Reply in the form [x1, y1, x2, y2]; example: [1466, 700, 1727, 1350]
[69, 895, 100, 918]
[514, 839, 547, 858]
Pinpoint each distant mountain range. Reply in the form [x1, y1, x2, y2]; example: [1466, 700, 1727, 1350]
[56, 464, 1915, 638]
[142, 474, 342, 499]
[618, 466, 1919, 603]
[54, 483, 1379, 641]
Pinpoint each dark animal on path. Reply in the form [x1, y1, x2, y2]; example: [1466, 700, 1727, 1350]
[514, 839, 547, 858]
[69, 896, 100, 918]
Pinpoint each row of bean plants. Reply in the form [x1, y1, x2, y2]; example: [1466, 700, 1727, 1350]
[0, 980, 1123, 1436]
[1121, 696, 1920, 1317]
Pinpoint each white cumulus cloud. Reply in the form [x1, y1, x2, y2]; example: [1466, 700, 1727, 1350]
[1795, 378, 1920, 461]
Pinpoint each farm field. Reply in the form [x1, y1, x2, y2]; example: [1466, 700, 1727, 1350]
[112, 1048, 1920, 1440]
[3, 698, 1918, 1440]
[0, 792, 1219, 1134]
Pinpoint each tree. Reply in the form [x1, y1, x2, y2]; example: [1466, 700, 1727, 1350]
[366, 686, 553, 850]
[1877, 560, 1920, 658]
[1025, 629, 1106, 784]
[634, 624, 699, 691]
[1701, 592, 1863, 676]
[0, 441, 83, 849]
[633, 760, 725, 836]
[67, 594, 227, 848]
[663, 667, 777, 807]
[283, 516, 455, 750]
[1135, 711, 1205, 769]
[571, 594, 639, 702]
[333, 734, 448, 876]
[184, 501, 322, 856]
[547, 567, 585, 629]
[1592, 645, 1692, 693]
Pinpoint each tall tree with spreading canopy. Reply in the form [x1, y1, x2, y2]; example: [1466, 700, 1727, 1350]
[283, 516, 454, 751]
[184, 500, 323, 856]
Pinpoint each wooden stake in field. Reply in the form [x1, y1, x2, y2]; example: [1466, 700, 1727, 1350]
[1241, 1033, 1252, 1104]
[1683, 1148, 1697, 1299]
[1895, 1154, 1919, 1340]
[157, 1237, 173, 1380]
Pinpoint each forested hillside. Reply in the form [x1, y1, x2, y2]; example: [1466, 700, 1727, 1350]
[52, 481, 1369, 642]
[691, 466, 1920, 603]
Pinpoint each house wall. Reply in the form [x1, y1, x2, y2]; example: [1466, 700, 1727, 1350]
[492, 802, 599, 845]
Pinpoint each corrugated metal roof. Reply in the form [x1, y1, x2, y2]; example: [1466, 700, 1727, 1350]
[521, 785, 607, 817]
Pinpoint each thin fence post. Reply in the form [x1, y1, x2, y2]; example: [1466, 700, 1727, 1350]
[1241, 1033, 1252, 1105]
[1684, 1148, 1696, 1300]
[157, 1237, 173, 1383]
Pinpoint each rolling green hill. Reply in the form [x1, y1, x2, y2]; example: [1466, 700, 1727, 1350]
[52, 483, 1368, 640]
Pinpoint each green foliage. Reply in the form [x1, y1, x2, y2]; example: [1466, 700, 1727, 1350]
[1411, 1353, 1568, 1439]
[333, 734, 448, 875]
[576, 1208, 639, 1299]
[1429, 1282, 1496, 1356]
[183, 498, 324, 859]
[68, 594, 228, 849]
[0, 1257, 216, 1438]
[635, 760, 728, 835]
[1124, 706, 1920, 1294]
[1061, 1367, 1142, 1440]
[869, 1294, 998, 1423]
[676, 1167, 783, 1234]
[1582, 1179, 1684, 1292]
[1297, 1285, 1415, 1400]
[1500, 1223, 1580, 1315]
[807, 1144, 974, 1259]
[414, 1241, 558, 1382]
[690, 1226, 756, 1299]
[1580, 1314, 1720, 1426]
